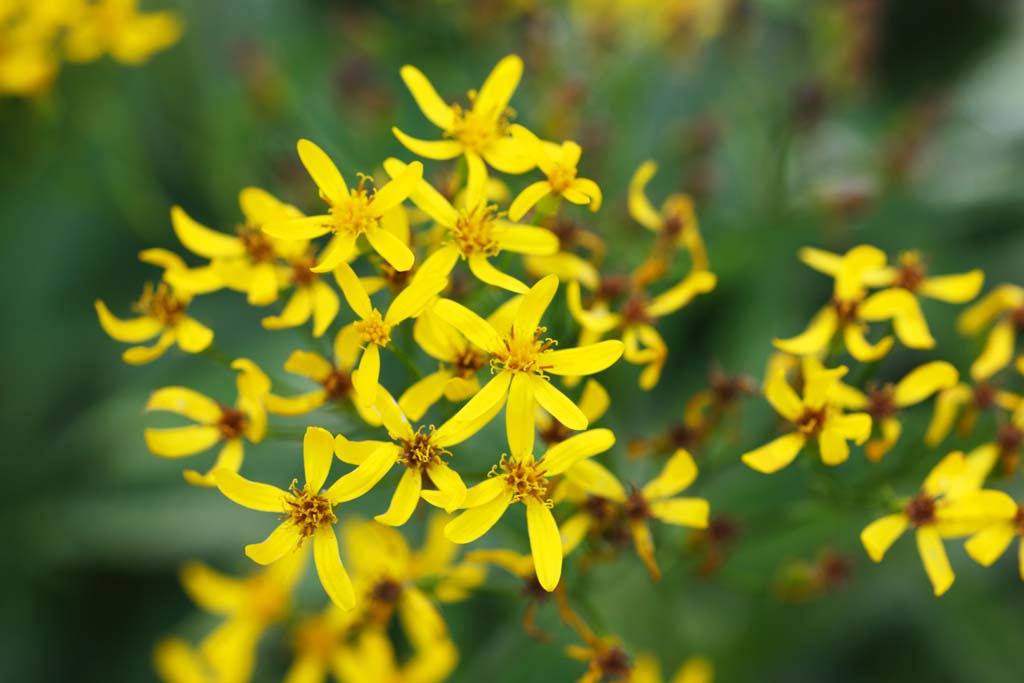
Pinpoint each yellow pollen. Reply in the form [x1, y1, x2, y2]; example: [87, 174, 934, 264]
[355, 310, 392, 346]
[796, 406, 827, 436]
[325, 175, 380, 237]
[399, 428, 447, 470]
[447, 100, 512, 152]
[492, 326, 557, 375]
[494, 455, 550, 503]
[283, 481, 336, 539]
[547, 164, 577, 194]
[132, 282, 185, 326]
[452, 203, 501, 257]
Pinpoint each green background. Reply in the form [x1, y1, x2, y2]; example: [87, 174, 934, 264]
[3, 1, 1024, 681]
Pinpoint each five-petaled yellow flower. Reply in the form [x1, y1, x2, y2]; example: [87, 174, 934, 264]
[444, 428, 615, 591]
[213, 426, 383, 610]
[393, 54, 533, 196]
[383, 157, 559, 293]
[433, 274, 624, 456]
[508, 124, 602, 221]
[958, 284, 1024, 381]
[628, 160, 707, 271]
[861, 448, 1013, 595]
[263, 139, 422, 274]
[741, 357, 871, 473]
[144, 358, 269, 486]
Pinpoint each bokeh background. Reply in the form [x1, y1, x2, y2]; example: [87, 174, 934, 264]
[3, 1, 1024, 681]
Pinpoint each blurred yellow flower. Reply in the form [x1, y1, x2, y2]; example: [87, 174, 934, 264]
[629, 160, 707, 271]
[958, 284, 1024, 381]
[508, 124, 602, 220]
[65, 0, 182, 66]
[632, 653, 714, 683]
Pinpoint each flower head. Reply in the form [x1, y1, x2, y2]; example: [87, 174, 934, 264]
[65, 0, 182, 66]
[628, 160, 707, 271]
[508, 124, 602, 220]
[958, 284, 1024, 381]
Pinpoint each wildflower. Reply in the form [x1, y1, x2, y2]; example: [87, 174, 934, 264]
[628, 160, 708, 270]
[264, 325, 382, 427]
[333, 390, 491, 526]
[334, 261, 446, 405]
[444, 428, 615, 591]
[524, 216, 605, 290]
[144, 359, 269, 486]
[836, 361, 958, 461]
[393, 54, 533, 196]
[508, 124, 602, 220]
[741, 357, 871, 473]
[860, 448, 1014, 595]
[285, 606, 358, 683]
[169, 188, 309, 305]
[261, 244, 341, 337]
[957, 284, 1024, 380]
[924, 378, 1019, 446]
[64, 0, 182, 65]
[382, 157, 559, 293]
[213, 426, 380, 610]
[179, 550, 306, 683]
[565, 629, 633, 683]
[95, 249, 213, 364]
[153, 638, 214, 683]
[774, 245, 934, 361]
[632, 654, 715, 683]
[964, 501, 1024, 580]
[334, 627, 457, 683]
[433, 274, 623, 456]
[264, 139, 422, 273]
[564, 448, 710, 579]
[0, 4, 64, 97]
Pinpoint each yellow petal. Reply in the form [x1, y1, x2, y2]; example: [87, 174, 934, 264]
[797, 246, 843, 276]
[245, 523, 300, 565]
[577, 379, 610, 423]
[532, 376, 587, 431]
[860, 513, 908, 561]
[818, 426, 849, 465]
[334, 261, 373, 319]
[492, 224, 559, 255]
[563, 459, 626, 502]
[649, 497, 709, 528]
[391, 127, 464, 159]
[145, 387, 220, 423]
[385, 158, 459, 226]
[506, 372, 537, 458]
[444, 371, 512, 425]
[399, 370, 451, 422]
[543, 428, 615, 476]
[354, 343, 381, 407]
[843, 323, 894, 362]
[646, 270, 716, 318]
[399, 64, 455, 130]
[958, 284, 1024, 334]
[311, 281, 339, 337]
[282, 350, 332, 383]
[145, 425, 221, 458]
[385, 274, 446, 324]
[628, 160, 663, 231]
[508, 180, 552, 222]
[213, 469, 287, 512]
[375, 467, 424, 526]
[153, 638, 208, 683]
[672, 658, 714, 683]
[263, 215, 331, 240]
[765, 369, 803, 422]
[865, 417, 901, 462]
[642, 448, 698, 499]
[741, 433, 805, 474]
[367, 223, 416, 272]
[183, 438, 245, 488]
[918, 270, 984, 303]
[964, 522, 1016, 567]
[773, 307, 838, 356]
[302, 426, 335, 492]
[122, 329, 176, 365]
[971, 319, 1015, 381]
[297, 138, 347, 203]
[94, 300, 161, 342]
[427, 462, 467, 511]
[569, 177, 602, 211]
[325, 444, 397, 504]
[313, 525, 356, 610]
[924, 384, 971, 446]
[525, 498, 562, 591]
[835, 245, 886, 302]
[482, 136, 536, 173]
[474, 54, 522, 121]
[560, 513, 591, 556]
[445, 491, 512, 544]
[262, 287, 313, 330]
[467, 254, 528, 293]
[170, 206, 244, 258]
[309, 233, 356, 274]
[543, 339, 624, 376]
[916, 526, 954, 596]
[432, 298, 504, 354]
[894, 361, 959, 407]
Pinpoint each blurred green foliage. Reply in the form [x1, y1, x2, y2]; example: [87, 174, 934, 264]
[2, 1, 1024, 681]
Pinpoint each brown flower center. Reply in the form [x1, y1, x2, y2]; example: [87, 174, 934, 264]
[398, 429, 446, 471]
[796, 406, 827, 436]
[497, 455, 548, 503]
[132, 282, 185, 326]
[237, 225, 276, 262]
[904, 493, 936, 527]
[217, 406, 248, 439]
[493, 327, 556, 375]
[283, 482, 336, 539]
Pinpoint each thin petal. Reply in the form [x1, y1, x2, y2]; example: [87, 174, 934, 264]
[764, 370, 803, 422]
[426, 462, 466, 511]
[569, 178, 602, 211]
[183, 438, 245, 487]
[971, 319, 1015, 381]
[445, 491, 511, 544]
[262, 215, 332, 240]
[94, 300, 162, 342]
[965, 523, 1016, 567]
[370, 160, 422, 216]
[508, 180, 552, 222]
[334, 262, 374, 319]
[304, 426, 335, 491]
[284, 349, 333, 382]
[310, 233, 356, 273]
[627, 160, 663, 231]
[843, 323, 893, 362]
[543, 428, 616, 476]
[384, 274, 446, 324]
[432, 298, 504, 354]
[145, 425, 221, 458]
[958, 284, 1024, 334]
[262, 288, 313, 330]
[392, 127, 463, 159]
[399, 65, 455, 129]
[492, 224, 560, 255]
[145, 387, 220, 423]
[444, 372, 512, 425]
[916, 526, 954, 596]
[468, 254, 528, 293]
[918, 270, 984, 303]
[170, 206, 244, 258]
[543, 340, 624, 376]
[818, 427, 849, 465]
[532, 376, 587, 431]
[245, 524, 299, 565]
[506, 372, 536, 458]
[384, 158, 458, 226]
[311, 281, 340, 337]
[646, 270, 717, 318]
[474, 54, 522, 120]
[297, 139, 347, 204]
[375, 468, 424, 526]
[526, 499, 562, 591]
[861, 514, 908, 562]
[563, 459, 626, 502]
[325, 444, 396, 503]
[642, 448, 698, 499]
[894, 361, 959, 407]
[741, 433, 806, 474]
[214, 470, 288, 512]
[514, 274, 558, 338]
[773, 307, 838, 356]
[354, 343, 381, 406]
[649, 498, 709, 528]
[399, 370, 451, 422]
[313, 526, 356, 610]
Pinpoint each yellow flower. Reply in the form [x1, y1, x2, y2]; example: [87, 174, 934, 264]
[393, 54, 533, 196]
[263, 139, 422, 273]
[212, 426, 382, 610]
[563, 448, 709, 579]
[537, 379, 609, 445]
[964, 501, 1024, 581]
[568, 270, 717, 389]
[957, 284, 1024, 381]
[444, 428, 615, 591]
[334, 627, 457, 683]
[169, 188, 309, 306]
[632, 653, 715, 683]
[334, 261, 446, 405]
[628, 160, 707, 271]
[924, 379, 1019, 447]
[264, 326, 382, 427]
[0, 3, 65, 97]
[835, 361, 958, 461]
[383, 157, 559, 293]
[741, 356, 872, 473]
[153, 638, 214, 683]
[508, 124, 602, 220]
[332, 389, 493, 526]
[261, 245, 341, 337]
[95, 249, 214, 364]
[433, 274, 624, 456]
[524, 217, 605, 290]
[775, 245, 934, 361]
[180, 551, 306, 683]
[860, 448, 1014, 595]
[144, 358, 270, 486]
[285, 605, 358, 683]
[64, 0, 182, 66]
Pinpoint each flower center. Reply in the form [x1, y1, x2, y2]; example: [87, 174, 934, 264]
[355, 310, 392, 346]
[133, 282, 185, 325]
[620, 294, 653, 325]
[370, 578, 403, 605]
[217, 406, 248, 440]
[322, 369, 353, 399]
[893, 252, 927, 292]
[661, 195, 696, 239]
[497, 455, 549, 503]
[326, 175, 380, 237]
[292, 254, 319, 288]
[595, 647, 631, 679]
[283, 482, 337, 539]
[866, 385, 897, 420]
[547, 163, 577, 194]
[904, 493, 937, 527]
[493, 327, 556, 375]
[237, 225, 276, 262]
[453, 347, 486, 378]
[398, 428, 447, 470]
[831, 297, 860, 324]
[1011, 306, 1024, 331]
[973, 382, 997, 409]
[452, 203, 501, 257]
[1014, 507, 1024, 535]
[449, 102, 509, 152]
[796, 406, 827, 436]
[997, 423, 1023, 457]
[624, 490, 652, 521]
